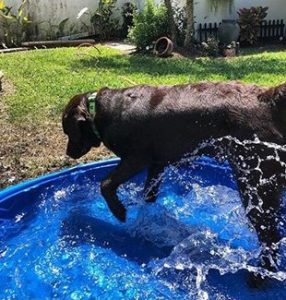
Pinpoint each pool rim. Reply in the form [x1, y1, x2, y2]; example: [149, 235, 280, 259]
[0, 158, 120, 204]
[0, 156, 233, 206]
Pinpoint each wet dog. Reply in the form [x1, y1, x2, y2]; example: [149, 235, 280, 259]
[62, 81, 286, 285]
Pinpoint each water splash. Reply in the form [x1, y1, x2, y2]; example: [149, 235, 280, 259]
[127, 135, 286, 298]
[1, 136, 286, 298]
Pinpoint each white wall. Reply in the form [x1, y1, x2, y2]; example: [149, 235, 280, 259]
[5, 0, 131, 39]
[193, 0, 286, 25]
[4, 0, 286, 39]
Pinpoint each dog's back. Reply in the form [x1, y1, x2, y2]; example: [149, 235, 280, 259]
[95, 82, 281, 160]
[97, 82, 265, 114]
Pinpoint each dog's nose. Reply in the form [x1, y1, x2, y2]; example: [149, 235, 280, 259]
[66, 149, 81, 159]
[66, 150, 80, 159]
[66, 141, 83, 159]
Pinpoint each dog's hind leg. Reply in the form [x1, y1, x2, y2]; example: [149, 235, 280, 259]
[144, 164, 165, 203]
[240, 182, 282, 264]
[101, 156, 149, 222]
[231, 162, 283, 287]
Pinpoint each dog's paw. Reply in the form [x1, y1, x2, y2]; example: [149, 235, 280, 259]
[145, 195, 157, 203]
[145, 191, 157, 203]
[247, 272, 269, 289]
[108, 200, 127, 223]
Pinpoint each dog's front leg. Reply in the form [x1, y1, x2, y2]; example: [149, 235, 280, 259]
[144, 164, 165, 203]
[101, 157, 148, 222]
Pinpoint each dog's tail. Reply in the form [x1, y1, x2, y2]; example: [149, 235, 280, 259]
[258, 82, 286, 109]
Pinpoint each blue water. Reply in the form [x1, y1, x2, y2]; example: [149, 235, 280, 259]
[0, 160, 286, 299]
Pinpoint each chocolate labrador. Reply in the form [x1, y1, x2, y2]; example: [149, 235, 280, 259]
[62, 81, 286, 284]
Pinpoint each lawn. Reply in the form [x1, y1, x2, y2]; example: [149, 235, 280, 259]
[0, 45, 286, 188]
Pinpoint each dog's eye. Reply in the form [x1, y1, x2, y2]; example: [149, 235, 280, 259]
[79, 121, 92, 136]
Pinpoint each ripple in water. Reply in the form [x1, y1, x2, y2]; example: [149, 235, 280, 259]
[1, 137, 286, 299]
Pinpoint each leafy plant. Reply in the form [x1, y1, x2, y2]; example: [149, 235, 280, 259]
[90, 0, 119, 40]
[0, 0, 32, 47]
[201, 36, 219, 57]
[238, 6, 268, 45]
[121, 2, 136, 38]
[57, 18, 70, 37]
[128, 0, 169, 51]
[0, 0, 11, 15]
[38, 18, 72, 40]
[76, 2, 119, 40]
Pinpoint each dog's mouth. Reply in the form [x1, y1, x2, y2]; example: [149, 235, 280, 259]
[66, 141, 91, 159]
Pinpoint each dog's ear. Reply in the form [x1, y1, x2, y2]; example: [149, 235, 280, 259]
[259, 83, 286, 109]
[62, 95, 87, 142]
[76, 101, 101, 146]
[63, 95, 83, 129]
[64, 113, 85, 143]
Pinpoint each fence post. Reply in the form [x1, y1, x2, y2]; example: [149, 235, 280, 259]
[214, 23, 218, 39]
[198, 23, 202, 42]
[204, 23, 207, 41]
[196, 19, 285, 44]
[281, 19, 285, 38]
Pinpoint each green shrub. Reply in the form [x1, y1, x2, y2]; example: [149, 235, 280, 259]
[0, 0, 32, 47]
[128, 0, 169, 51]
[121, 2, 136, 38]
[238, 6, 268, 45]
[201, 36, 219, 57]
[91, 0, 119, 40]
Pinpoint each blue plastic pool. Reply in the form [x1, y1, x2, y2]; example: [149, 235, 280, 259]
[0, 157, 285, 299]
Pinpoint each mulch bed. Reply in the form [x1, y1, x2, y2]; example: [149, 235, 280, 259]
[0, 79, 113, 190]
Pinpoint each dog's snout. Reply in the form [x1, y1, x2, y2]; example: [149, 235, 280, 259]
[66, 140, 91, 159]
[66, 149, 81, 159]
[66, 141, 83, 159]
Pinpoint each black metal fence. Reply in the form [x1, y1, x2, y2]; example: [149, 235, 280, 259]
[260, 19, 285, 41]
[197, 22, 220, 42]
[197, 19, 285, 43]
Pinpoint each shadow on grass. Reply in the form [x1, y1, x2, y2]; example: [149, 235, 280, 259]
[69, 53, 286, 84]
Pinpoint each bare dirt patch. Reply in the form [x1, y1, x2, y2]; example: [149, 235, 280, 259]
[0, 79, 113, 190]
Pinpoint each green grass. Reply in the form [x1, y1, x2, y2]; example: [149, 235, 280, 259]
[0, 46, 286, 123]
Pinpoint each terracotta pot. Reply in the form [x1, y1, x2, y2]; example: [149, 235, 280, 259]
[218, 19, 240, 45]
[154, 37, 174, 57]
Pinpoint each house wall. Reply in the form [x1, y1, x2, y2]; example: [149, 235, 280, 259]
[193, 0, 286, 25]
[5, 0, 131, 39]
[4, 0, 286, 39]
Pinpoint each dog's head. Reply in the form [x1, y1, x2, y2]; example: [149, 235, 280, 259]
[62, 93, 101, 159]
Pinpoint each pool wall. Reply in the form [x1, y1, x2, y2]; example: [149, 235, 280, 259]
[0, 157, 235, 221]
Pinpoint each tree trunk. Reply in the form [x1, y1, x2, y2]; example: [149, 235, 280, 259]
[164, 0, 177, 45]
[184, 0, 194, 49]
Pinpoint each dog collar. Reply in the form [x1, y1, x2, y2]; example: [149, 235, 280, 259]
[87, 92, 101, 140]
[87, 92, 97, 117]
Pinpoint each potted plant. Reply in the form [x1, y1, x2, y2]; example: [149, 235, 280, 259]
[238, 6, 268, 45]
[153, 36, 174, 57]
[218, 19, 240, 45]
